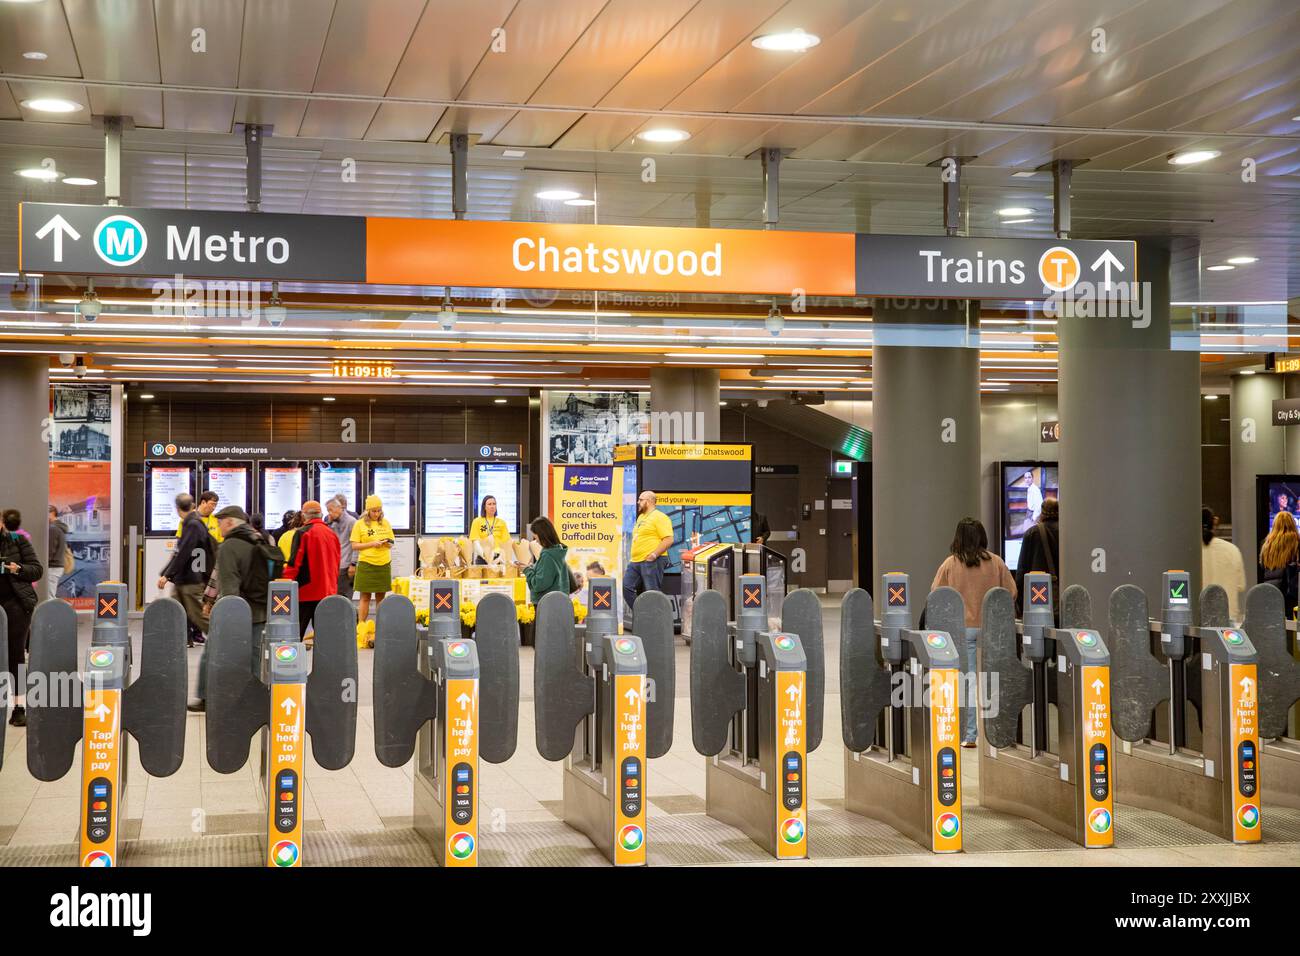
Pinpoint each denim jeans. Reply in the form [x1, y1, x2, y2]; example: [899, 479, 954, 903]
[622, 557, 667, 618]
[961, 626, 980, 743]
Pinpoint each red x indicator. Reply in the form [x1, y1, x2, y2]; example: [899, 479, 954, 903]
[743, 586, 761, 607]
[272, 594, 291, 615]
[888, 585, 906, 606]
[98, 597, 118, 618]
[593, 588, 611, 608]
[434, 591, 453, 611]
[1031, 585, 1048, 605]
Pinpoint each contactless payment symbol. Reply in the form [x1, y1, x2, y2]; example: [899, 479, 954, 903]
[618, 825, 644, 851]
[272, 841, 299, 867]
[1224, 629, 1244, 646]
[447, 641, 469, 658]
[275, 645, 298, 663]
[614, 638, 636, 655]
[775, 635, 796, 652]
[449, 831, 476, 859]
[937, 812, 960, 838]
[781, 818, 805, 844]
[89, 649, 114, 668]
[926, 632, 947, 649]
[93, 214, 147, 266]
[82, 850, 113, 867]
[1088, 807, 1112, 834]
[1237, 804, 1260, 829]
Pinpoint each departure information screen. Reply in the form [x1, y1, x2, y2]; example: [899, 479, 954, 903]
[261, 464, 305, 522]
[475, 462, 519, 534]
[203, 463, 249, 515]
[370, 463, 414, 531]
[423, 462, 468, 535]
[146, 462, 194, 534]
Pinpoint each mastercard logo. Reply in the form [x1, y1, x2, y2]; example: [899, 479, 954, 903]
[82, 850, 113, 867]
[1088, 808, 1113, 834]
[936, 812, 960, 838]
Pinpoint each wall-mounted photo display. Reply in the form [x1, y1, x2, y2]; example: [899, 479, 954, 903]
[259, 461, 308, 526]
[422, 461, 469, 535]
[367, 460, 417, 532]
[474, 461, 520, 535]
[144, 460, 197, 535]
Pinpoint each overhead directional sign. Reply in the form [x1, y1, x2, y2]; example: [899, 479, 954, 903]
[20, 203, 365, 282]
[20, 202, 1134, 301]
[855, 234, 1136, 299]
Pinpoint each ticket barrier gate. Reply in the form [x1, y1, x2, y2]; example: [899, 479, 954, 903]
[25, 583, 186, 867]
[1241, 585, 1300, 810]
[373, 580, 520, 866]
[206, 581, 357, 867]
[840, 574, 963, 852]
[1107, 573, 1261, 842]
[534, 578, 675, 865]
[691, 575, 825, 858]
[977, 573, 1115, 847]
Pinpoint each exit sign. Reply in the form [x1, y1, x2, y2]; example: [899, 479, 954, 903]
[834, 461, 853, 474]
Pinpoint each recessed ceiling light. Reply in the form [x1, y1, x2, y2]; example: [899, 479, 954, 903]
[20, 97, 83, 114]
[501, 149, 526, 158]
[139, 393, 154, 400]
[16, 167, 60, 181]
[1225, 256, 1257, 265]
[493, 398, 507, 404]
[1205, 264, 1234, 271]
[751, 29, 821, 52]
[1168, 149, 1220, 165]
[535, 189, 580, 201]
[1204, 394, 1219, 400]
[998, 206, 1034, 217]
[322, 396, 336, 402]
[1001, 218, 1034, 224]
[1241, 370, 1256, 375]
[22, 51, 48, 61]
[637, 128, 690, 144]
[564, 198, 596, 207]
[62, 177, 97, 186]
[1011, 170, 1037, 178]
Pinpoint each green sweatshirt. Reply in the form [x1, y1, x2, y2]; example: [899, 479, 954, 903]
[525, 544, 570, 604]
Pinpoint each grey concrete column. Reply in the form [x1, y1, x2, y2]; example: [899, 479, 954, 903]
[649, 367, 719, 442]
[1059, 239, 1201, 615]
[872, 300, 980, 618]
[0, 357, 50, 597]
[1230, 373, 1284, 587]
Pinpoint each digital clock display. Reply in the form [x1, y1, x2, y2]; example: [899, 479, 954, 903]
[332, 360, 394, 379]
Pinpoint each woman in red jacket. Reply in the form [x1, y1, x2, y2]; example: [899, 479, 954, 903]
[283, 500, 342, 638]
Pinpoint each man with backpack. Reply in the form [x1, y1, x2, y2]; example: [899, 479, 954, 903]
[189, 505, 284, 712]
[283, 500, 341, 638]
[158, 493, 214, 647]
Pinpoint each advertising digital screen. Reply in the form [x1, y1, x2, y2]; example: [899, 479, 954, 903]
[260, 462, 307, 524]
[368, 461, 416, 532]
[1000, 462, 1059, 571]
[474, 462, 520, 534]
[422, 461, 468, 535]
[145, 461, 195, 535]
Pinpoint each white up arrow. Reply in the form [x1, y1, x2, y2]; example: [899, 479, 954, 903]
[1240, 676, 1255, 700]
[34, 214, 80, 263]
[1091, 677, 1105, 695]
[456, 692, 472, 711]
[280, 697, 297, 716]
[1090, 249, 1125, 291]
[92, 702, 112, 722]
[624, 687, 640, 707]
[785, 682, 802, 702]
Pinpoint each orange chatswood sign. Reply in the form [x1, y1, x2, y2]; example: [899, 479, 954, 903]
[366, 219, 856, 296]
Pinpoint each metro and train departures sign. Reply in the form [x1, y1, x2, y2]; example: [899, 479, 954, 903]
[18, 202, 1135, 300]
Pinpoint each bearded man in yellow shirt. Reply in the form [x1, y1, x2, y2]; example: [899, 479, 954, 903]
[622, 490, 674, 613]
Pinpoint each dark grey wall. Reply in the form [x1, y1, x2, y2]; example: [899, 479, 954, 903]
[0, 357, 50, 598]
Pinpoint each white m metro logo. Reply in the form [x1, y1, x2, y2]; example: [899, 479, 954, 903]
[93, 215, 148, 266]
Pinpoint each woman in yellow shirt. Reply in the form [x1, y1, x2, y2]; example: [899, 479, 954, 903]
[469, 495, 510, 564]
[351, 495, 394, 627]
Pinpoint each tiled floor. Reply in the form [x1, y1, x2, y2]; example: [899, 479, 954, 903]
[1, 597, 1297, 867]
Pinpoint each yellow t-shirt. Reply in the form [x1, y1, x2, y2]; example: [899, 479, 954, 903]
[278, 527, 297, 562]
[631, 508, 673, 563]
[352, 517, 395, 566]
[470, 516, 510, 550]
[176, 512, 223, 543]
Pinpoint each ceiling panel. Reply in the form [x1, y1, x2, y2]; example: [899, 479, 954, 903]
[0, 0, 81, 76]
[63, 0, 161, 83]
[492, 0, 699, 147]
[10, 80, 92, 125]
[155, 0, 245, 133]
[161, 92, 237, 132]
[311, 0, 426, 94]
[233, 95, 312, 135]
[88, 88, 164, 128]
[298, 101, 381, 141]
[238, 0, 333, 89]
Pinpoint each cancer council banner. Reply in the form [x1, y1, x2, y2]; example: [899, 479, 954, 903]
[548, 465, 623, 586]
